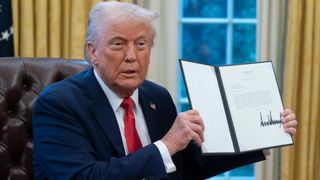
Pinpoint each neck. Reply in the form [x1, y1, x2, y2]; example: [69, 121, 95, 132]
[114, 89, 134, 99]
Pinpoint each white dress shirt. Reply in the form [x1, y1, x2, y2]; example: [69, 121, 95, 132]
[94, 69, 176, 173]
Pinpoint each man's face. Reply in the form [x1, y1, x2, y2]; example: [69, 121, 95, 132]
[88, 18, 153, 97]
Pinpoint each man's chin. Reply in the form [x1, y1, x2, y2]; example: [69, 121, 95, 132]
[115, 82, 142, 97]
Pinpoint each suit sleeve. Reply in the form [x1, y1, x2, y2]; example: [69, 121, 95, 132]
[160, 85, 266, 179]
[181, 143, 265, 179]
[33, 93, 168, 180]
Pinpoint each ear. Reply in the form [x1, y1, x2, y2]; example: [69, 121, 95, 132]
[86, 42, 98, 65]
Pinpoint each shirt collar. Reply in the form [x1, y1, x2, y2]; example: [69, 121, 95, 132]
[93, 68, 139, 112]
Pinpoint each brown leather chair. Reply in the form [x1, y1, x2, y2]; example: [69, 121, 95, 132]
[0, 57, 90, 179]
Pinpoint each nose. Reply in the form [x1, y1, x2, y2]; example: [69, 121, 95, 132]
[124, 43, 137, 62]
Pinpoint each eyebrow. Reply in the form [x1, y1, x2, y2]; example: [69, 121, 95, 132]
[107, 34, 149, 44]
[108, 37, 126, 44]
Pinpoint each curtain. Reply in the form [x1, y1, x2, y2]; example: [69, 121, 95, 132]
[281, 0, 320, 180]
[11, 0, 134, 59]
[12, 0, 102, 59]
[256, 1, 288, 180]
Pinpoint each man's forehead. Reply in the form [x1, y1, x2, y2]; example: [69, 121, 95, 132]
[107, 18, 151, 29]
[106, 31, 150, 39]
[103, 21, 153, 39]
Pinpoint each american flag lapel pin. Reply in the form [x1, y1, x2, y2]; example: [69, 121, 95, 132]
[150, 102, 156, 110]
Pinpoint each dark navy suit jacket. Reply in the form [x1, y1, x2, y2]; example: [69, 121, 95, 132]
[33, 68, 265, 180]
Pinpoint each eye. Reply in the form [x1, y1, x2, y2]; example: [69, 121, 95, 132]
[110, 40, 124, 50]
[136, 40, 147, 50]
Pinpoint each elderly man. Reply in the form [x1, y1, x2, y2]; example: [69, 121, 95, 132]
[33, 1, 297, 179]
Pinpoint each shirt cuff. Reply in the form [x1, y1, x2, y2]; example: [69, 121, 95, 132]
[154, 140, 176, 173]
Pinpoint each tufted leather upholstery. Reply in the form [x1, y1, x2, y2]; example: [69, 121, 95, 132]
[0, 57, 90, 180]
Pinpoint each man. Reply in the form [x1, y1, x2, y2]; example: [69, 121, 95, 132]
[33, 2, 297, 179]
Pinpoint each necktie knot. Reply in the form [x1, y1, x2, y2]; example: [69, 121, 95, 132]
[121, 97, 134, 110]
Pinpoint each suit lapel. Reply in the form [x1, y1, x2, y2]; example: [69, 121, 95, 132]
[83, 69, 125, 157]
[82, 70, 164, 155]
[139, 86, 163, 143]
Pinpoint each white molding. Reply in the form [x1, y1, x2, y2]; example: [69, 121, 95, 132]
[257, 0, 286, 76]
[180, 18, 257, 24]
[226, 0, 233, 65]
[256, 0, 286, 180]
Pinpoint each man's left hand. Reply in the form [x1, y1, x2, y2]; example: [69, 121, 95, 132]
[281, 108, 298, 134]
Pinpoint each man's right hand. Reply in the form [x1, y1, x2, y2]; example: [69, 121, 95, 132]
[161, 110, 205, 156]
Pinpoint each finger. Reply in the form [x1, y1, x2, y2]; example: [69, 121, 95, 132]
[188, 115, 205, 131]
[281, 108, 293, 117]
[190, 130, 203, 147]
[185, 109, 200, 116]
[188, 122, 204, 142]
[283, 119, 298, 129]
[282, 113, 297, 123]
[180, 111, 205, 131]
[284, 127, 297, 134]
[177, 111, 199, 121]
[283, 119, 298, 127]
[177, 112, 205, 134]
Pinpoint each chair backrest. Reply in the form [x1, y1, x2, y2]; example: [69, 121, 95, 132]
[0, 57, 90, 179]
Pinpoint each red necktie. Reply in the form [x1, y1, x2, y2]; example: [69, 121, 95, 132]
[121, 97, 142, 153]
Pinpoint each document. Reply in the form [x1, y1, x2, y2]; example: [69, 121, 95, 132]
[179, 59, 293, 154]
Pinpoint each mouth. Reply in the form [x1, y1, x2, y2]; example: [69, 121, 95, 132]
[121, 70, 138, 77]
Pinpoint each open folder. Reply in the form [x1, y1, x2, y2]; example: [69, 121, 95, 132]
[179, 59, 293, 154]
